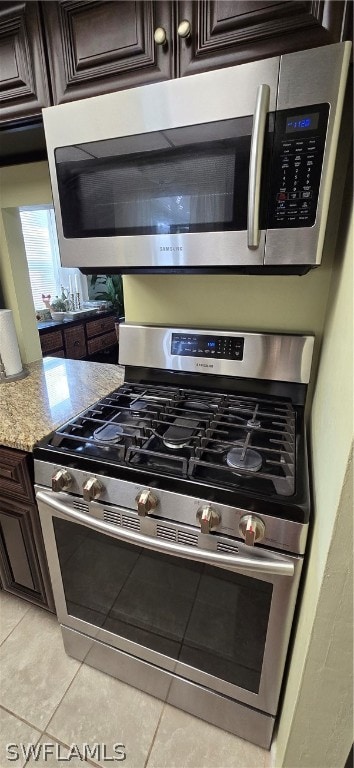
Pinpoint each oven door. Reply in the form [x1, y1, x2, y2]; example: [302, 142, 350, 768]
[43, 57, 279, 270]
[36, 489, 302, 716]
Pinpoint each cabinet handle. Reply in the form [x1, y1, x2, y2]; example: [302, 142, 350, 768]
[74, 340, 80, 347]
[177, 19, 191, 39]
[154, 27, 167, 45]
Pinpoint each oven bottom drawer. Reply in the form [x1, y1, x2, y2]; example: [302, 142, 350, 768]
[62, 625, 274, 750]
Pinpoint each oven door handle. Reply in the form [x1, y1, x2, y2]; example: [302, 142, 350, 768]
[247, 83, 270, 248]
[37, 491, 294, 578]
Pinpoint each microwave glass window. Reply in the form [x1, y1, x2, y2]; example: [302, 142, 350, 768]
[55, 116, 273, 238]
[54, 517, 273, 694]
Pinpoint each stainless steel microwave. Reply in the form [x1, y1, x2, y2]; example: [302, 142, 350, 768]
[43, 42, 351, 274]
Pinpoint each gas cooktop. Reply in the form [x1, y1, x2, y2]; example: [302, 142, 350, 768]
[37, 382, 297, 498]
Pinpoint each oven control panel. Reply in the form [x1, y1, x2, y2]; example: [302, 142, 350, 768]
[171, 333, 244, 360]
[268, 103, 329, 229]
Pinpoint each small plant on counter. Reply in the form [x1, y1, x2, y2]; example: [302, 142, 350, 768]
[42, 287, 71, 318]
[50, 297, 67, 312]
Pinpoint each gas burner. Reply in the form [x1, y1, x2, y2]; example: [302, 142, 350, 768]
[162, 418, 197, 449]
[244, 404, 261, 430]
[93, 421, 142, 443]
[181, 398, 219, 412]
[129, 399, 148, 412]
[77, 442, 121, 458]
[247, 418, 261, 429]
[93, 423, 125, 443]
[226, 446, 263, 472]
[114, 411, 148, 428]
[163, 437, 191, 449]
[183, 399, 210, 411]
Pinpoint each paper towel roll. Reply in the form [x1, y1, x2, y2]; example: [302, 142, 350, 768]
[0, 310, 23, 377]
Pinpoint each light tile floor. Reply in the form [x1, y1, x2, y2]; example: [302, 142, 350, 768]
[0, 592, 271, 768]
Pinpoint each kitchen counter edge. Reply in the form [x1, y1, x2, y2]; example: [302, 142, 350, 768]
[0, 357, 125, 453]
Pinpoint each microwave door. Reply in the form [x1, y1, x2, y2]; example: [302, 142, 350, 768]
[54, 113, 274, 266]
[44, 56, 280, 270]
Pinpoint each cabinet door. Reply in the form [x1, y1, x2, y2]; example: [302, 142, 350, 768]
[39, 329, 64, 357]
[177, 1, 351, 77]
[64, 324, 87, 359]
[86, 314, 115, 338]
[0, 1, 50, 123]
[0, 497, 54, 611]
[42, 0, 175, 105]
[0, 446, 34, 504]
[87, 330, 117, 356]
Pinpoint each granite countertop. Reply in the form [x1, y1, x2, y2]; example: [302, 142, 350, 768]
[0, 357, 125, 452]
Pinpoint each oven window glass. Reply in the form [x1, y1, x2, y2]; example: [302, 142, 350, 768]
[54, 519, 273, 694]
[55, 116, 273, 238]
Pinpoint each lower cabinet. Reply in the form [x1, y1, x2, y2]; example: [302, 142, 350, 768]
[87, 330, 117, 357]
[39, 328, 64, 357]
[63, 324, 87, 360]
[0, 447, 54, 611]
[39, 312, 118, 362]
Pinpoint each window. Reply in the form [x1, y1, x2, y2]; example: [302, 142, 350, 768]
[19, 206, 87, 311]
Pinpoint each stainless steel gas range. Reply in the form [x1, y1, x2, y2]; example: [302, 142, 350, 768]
[34, 324, 314, 749]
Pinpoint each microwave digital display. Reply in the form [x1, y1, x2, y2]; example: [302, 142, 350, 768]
[285, 113, 319, 133]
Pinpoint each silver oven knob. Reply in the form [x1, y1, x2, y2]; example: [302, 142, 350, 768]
[51, 469, 72, 493]
[239, 514, 265, 546]
[82, 477, 104, 501]
[197, 504, 221, 534]
[136, 489, 158, 516]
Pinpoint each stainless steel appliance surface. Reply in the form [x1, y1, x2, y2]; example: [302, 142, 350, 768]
[34, 324, 314, 749]
[43, 42, 351, 273]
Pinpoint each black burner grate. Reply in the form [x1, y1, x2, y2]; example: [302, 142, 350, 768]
[45, 383, 297, 496]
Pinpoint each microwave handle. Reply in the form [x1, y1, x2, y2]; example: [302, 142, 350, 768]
[36, 490, 294, 578]
[248, 84, 270, 248]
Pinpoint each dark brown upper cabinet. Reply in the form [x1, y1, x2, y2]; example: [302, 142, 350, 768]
[0, 1, 351, 123]
[41, 0, 176, 104]
[177, 1, 352, 76]
[0, 1, 50, 123]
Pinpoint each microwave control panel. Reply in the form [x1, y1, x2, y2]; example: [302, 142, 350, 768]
[171, 334, 244, 360]
[268, 103, 329, 229]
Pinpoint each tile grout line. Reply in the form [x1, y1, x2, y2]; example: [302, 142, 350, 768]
[0, 705, 99, 768]
[0, 703, 44, 735]
[0, 604, 84, 740]
[143, 701, 168, 768]
[42, 657, 84, 733]
[0, 603, 32, 647]
[22, 725, 44, 768]
[22, 731, 101, 768]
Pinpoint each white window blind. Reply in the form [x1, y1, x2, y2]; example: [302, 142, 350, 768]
[19, 208, 60, 310]
[19, 207, 88, 311]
